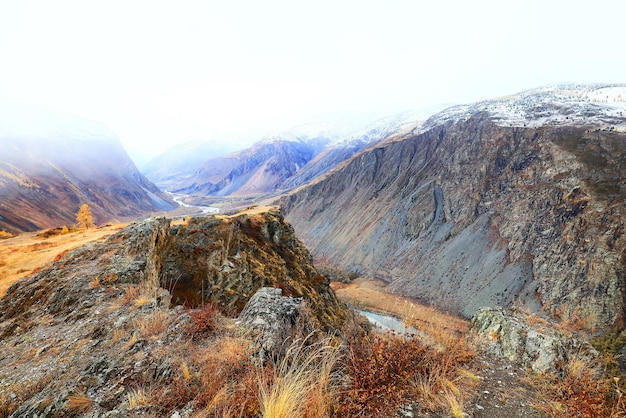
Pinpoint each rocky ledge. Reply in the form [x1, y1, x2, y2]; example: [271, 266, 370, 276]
[0, 206, 346, 416]
[470, 306, 599, 373]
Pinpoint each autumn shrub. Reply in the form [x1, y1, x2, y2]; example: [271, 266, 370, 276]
[67, 391, 94, 413]
[334, 333, 428, 416]
[332, 308, 476, 417]
[185, 303, 222, 341]
[196, 338, 261, 416]
[528, 355, 626, 417]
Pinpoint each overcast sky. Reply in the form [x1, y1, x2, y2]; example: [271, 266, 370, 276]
[1, 0, 625, 165]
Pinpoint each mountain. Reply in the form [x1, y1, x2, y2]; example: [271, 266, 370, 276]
[0, 207, 346, 415]
[282, 111, 426, 190]
[0, 102, 176, 233]
[141, 140, 240, 191]
[279, 83, 626, 330]
[146, 114, 432, 200]
[169, 135, 330, 197]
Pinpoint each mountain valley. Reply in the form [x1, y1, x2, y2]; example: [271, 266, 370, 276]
[1, 83, 626, 416]
[280, 84, 626, 330]
[0, 103, 176, 233]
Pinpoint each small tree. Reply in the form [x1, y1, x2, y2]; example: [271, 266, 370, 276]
[75, 204, 94, 229]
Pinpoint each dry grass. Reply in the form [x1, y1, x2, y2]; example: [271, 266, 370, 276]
[66, 391, 94, 413]
[130, 310, 171, 339]
[526, 354, 626, 417]
[258, 337, 341, 418]
[127, 386, 152, 409]
[0, 223, 125, 296]
[331, 277, 468, 335]
[331, 276, 478, 416]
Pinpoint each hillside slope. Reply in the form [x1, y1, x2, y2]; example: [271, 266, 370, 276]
[0, 207, 346, 416]
[172, 136, 329, 196]
[0, 103, 175, 233]
[280, 84, 626, 330]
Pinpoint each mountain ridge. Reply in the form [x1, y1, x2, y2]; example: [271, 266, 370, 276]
[0, 104, 176, 233]
[279, 84, 626, 330]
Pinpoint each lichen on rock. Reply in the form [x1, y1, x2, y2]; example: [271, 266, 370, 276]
[469, 306, 598, 373]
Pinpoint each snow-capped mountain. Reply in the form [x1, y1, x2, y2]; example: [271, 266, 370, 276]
[421, 83, 626, 132]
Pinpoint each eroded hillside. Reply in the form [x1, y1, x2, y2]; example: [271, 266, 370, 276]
[0, 207, 345, 416]
[280, 107, 626, 330]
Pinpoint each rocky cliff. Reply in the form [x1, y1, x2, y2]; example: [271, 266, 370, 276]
[0, 207, 345, 416]
[280, 84, 626, 330]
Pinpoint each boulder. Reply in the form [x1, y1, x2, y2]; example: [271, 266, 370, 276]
[470, 306, 598, 373]
[237, 287, 311, 361]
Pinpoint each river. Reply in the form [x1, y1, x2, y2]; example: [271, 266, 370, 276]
[356, 308, 420, 335]
[166, 191, 220, 214]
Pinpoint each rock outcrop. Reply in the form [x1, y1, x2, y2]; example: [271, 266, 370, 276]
[280, 85, 626, 330]
[0, 207, 345, 416]
[238, 287, 309, 361]
[470, 307, 599, 373]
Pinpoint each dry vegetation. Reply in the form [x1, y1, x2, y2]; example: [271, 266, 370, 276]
[0, 223, 125, 296]
[2, 225, 625, 416]
[332, 276, 626, 417]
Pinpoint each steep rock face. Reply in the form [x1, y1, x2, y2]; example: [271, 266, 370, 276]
[280, 111, 625, 329]
[0, 104, 175, 233]
[0, 207, 344, 415]
[161, 207, 344, 327]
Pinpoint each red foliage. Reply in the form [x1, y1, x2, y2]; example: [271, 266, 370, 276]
[334, 334, 428, 417]
[185, 304, 220, 341]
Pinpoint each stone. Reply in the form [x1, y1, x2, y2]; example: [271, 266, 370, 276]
[470, 306, 598, 373]
[237, 287, 310, 361]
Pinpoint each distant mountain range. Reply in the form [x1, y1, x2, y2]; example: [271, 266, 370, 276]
[0, 102, 176, 233]
[143, 112, 427, 197]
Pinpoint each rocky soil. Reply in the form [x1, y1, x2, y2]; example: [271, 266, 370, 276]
[0, 207, 346, 416]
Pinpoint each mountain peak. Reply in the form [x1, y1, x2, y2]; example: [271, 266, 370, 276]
[423, 83, 626, 132]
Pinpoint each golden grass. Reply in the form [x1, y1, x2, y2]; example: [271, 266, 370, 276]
[126, 386, 151, 409]
[258, 338, 341, 418]
[332, 277, 469, 335]
[130, 310, 170, 339]
[66, 391, 94, 413]
[0, 223, 125, 297]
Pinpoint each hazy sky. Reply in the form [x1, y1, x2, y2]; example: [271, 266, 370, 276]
[1, 0, 625, 165]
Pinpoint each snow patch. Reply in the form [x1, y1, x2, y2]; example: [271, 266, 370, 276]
[421, 83, 626, 132]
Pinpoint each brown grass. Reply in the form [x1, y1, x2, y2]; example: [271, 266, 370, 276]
[66, 391, 94, 413]
[258, 337, 342, 418]
[332, 277, 469, 335]
[0, 223, 125, 297]
[526, 355, 626, 417]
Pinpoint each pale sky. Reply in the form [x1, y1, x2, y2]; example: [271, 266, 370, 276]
[1, 0, 625, 165]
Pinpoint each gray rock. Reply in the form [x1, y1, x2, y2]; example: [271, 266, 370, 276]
[470, 306, 598, 373]
[237, 287, 307, 361]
